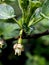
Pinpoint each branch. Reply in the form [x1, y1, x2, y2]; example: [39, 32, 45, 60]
[15, 30, 49, 39]
[5, 30, 49, 41]
[23, 30, 49, 39]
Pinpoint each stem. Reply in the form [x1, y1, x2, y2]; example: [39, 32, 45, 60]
[13, 18, 21, 28]
[22, 11, 25, 22]
[22, 10, 27, 24]
[32, 17, 43, 25]
[26, 13, 32, 24]
[40, 12, 49, 19]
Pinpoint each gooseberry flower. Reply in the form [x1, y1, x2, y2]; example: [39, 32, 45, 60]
[13, 43, 24, 56]
[0, 40, 4, 48]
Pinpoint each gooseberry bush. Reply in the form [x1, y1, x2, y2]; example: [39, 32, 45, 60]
[0, 0, 49, 57]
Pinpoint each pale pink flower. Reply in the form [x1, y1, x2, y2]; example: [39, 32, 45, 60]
[0, 40, 4, 48]
[13, 43, 24, 56]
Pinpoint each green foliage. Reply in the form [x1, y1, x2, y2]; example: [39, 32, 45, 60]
[42, 0, 49, 16]
[0, 22, 20, 39]
[18, 0, 29, 11]
[0, 0, 49, 65]
[0, 3, 15, 19]
[0, 0, 49, 44]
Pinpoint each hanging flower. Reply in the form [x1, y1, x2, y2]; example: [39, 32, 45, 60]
[13, 43, 24, 56]
[0, 40, 4, 48]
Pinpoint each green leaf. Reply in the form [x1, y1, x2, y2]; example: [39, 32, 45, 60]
[3, 23, 20, 39]
[42, 0, 49, 17]
[35, 8, 42, 19]
[0, 3, 15, 19]
[33, 18, 49, 33]
[40, 18, 49, 28]
[0, 22, 20, 39]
